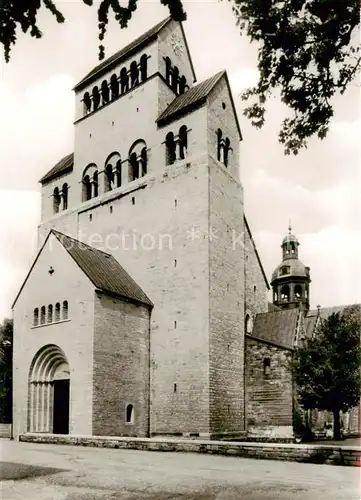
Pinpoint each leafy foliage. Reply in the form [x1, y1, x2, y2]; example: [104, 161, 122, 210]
[0, 0, 186, 63]
[231, 0, 360, 154]
[0, 318, 13, 423]
[291, 308, 361, 439]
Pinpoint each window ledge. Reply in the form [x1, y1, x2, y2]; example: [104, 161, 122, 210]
[31, 319, 71, 330]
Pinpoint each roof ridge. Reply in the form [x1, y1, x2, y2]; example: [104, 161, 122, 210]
[74, 16, 172, 90]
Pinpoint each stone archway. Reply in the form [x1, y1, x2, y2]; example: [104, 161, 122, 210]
[28, 345, 70, 434]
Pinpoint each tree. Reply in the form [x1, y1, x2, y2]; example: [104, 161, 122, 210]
[291, 308, 361, 440]
[232, 0, 360, 154]
[0, 318, 13, 424]
[1, 0, 359, 154]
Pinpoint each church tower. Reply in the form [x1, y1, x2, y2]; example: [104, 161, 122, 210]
[271, 226, 311, 311]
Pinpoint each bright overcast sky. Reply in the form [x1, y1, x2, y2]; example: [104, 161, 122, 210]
[1, 0, 360, 320]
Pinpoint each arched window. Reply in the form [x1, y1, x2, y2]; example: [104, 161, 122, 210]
[82, 165, 98, 201]
[129, 152, 139, 181]
[294, 285, 302, 300]
[140, 54, 148, 81]
[33, 308, 39, 327]
[179, 125, 188, 160]
[110, 74, 119, 100]
[103, 153, 120, 191]
[179, 75, 187, 94]
[47, 304, 53, 323]
[280, 285, 290, 302]
[93, 171, 98, 197]
[245, 314, 252, 334]
[53, 187, 61, 213]
[165, 57, 172, 84]
[83, 92, 92, 114]
[82, 175, 91, 201]
[128, 140, 147, 181]
[92, 86, 100, 111]
[171, 66, 179, 93]
[120, 67, 129, 93]
[101, 80, 110, 104]
[224, 138, 231, 167]
[130, 61, 139, 88]
[104, 164, 114, 192]
[140, 147, 147, 177]
[126, 404, 134, 423]
[62, 301, 68, 320]
[115, 160, 122, 188]
[217, 129, 223, 162]
[55, 303, 60, 322]
[165, 132, 176, 165]
[263, 358, 271, 378]
[40, 306, 46, 325]
[62, 183, 68, 210]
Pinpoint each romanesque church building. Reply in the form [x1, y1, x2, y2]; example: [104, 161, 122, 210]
[12, 17, 360, 441]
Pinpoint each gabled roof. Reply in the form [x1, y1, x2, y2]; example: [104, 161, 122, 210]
[12, 230, 153, 309]
[39, 153, 74, 184]
[250, 309, 300, 350]
[157, 70, 242, 139]
[157, 71, 224, 124]
[74, 17, 172, 91]
[52, 231, 153, 307]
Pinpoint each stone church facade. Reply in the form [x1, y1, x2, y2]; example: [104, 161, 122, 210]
[12, 17, 360, 441]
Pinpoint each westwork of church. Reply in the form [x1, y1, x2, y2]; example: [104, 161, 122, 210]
[12, 17, 361, 441]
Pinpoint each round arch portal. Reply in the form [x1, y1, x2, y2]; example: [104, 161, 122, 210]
[28, 345, 70, 434]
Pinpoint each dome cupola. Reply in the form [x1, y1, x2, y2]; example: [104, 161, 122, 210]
[270, 224, 311, 311]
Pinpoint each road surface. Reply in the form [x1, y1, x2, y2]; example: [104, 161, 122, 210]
[1, 440, 359, 499]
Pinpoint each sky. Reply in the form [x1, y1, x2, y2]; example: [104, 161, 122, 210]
[1, 0, 360, 320]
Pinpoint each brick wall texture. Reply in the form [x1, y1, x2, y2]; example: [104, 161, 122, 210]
[245, 337, 293, 435]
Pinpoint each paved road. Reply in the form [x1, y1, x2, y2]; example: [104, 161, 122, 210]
[0, 440, 359, 500]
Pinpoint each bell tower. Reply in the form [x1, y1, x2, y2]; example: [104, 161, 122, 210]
[271, 225, 311, 311]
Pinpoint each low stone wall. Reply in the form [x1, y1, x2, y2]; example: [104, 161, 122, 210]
[19, 433, 361, 467]
[0, 424, 11, 438]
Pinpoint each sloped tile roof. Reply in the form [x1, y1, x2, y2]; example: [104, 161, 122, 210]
[308, 304, 361, 319]
[157, 71, 225, 125]
[39, 153, 74, 184]
[250, 309, 300, 349]
[53, 230, 153, 307]
[268, 302, 281, 312]
[74, 17, 171, 91]
[304, 315, 318, 339]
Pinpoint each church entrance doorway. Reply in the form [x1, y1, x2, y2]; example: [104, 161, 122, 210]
[28, 345, 70, 434]
[53, 379, 70, 434]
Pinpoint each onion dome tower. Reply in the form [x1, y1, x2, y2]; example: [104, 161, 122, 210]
[271, 225, 311, 311]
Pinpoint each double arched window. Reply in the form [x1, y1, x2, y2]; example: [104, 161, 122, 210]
[104, 153, 122, 192]
[164, 57, 188, 95]
[53, 184, 69, 214]
[165, 125, 188, 165]
[82, 164, 98, 201]
[217, 129, 232, 167]
[128, 140, 148, 182]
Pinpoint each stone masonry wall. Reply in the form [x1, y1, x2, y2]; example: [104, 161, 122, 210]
[207, 78, 245, 437]
[92, 293, 150, 437]
[245, 337, 293, 437]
